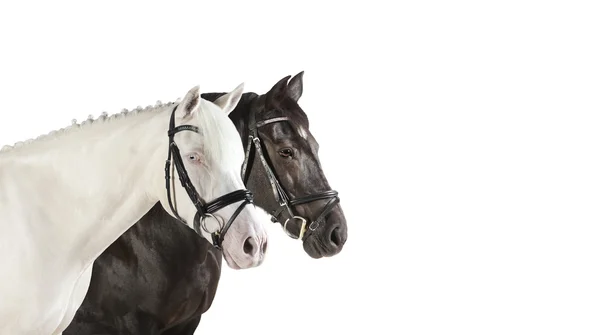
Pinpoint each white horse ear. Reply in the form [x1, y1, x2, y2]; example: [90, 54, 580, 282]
[213, 83, 244, 115]
[177, 85, 201, 120]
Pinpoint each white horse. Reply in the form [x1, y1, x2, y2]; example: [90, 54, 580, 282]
[0, 83, 270, 334]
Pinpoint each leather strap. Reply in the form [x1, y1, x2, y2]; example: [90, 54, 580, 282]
[165, 105, 255, 249]
[240, 106, 340, 240]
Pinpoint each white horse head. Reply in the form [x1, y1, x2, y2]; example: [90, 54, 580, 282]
[0, 82, 269, 334]
[157, 83, 269, 269]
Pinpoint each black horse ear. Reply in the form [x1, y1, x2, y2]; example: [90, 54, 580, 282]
[288, 71, 304, 102]
[266, 75, 291, 106]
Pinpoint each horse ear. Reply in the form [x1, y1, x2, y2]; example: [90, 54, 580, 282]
[287, 71, 304, 102]
[266, 75, 291, 106]
[213, 82, 244, 115]
[177, 85, 201, 120]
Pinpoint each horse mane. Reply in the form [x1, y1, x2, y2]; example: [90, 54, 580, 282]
[0, 100, 179, 154]
[200, 92, 227, 102]
[201, 92, 259, 106]
[0, 91, 262, 154]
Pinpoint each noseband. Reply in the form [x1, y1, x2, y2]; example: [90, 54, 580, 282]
[164, 104, 254, 250]
[240, 106, 340, 241]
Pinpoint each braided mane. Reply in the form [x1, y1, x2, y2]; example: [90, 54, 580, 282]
[0, 99, 181, 153]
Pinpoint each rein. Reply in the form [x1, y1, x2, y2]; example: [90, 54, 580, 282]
[164, 104, 254, 250]
[240, 106, 340, 241]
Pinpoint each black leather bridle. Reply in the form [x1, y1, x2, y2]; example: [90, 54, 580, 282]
[240, 106, 340, 241]
[164, 104, 254, 250]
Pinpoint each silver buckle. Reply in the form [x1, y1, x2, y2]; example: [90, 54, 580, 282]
[200, 213, 224, 234]
[283, 216, 307, 240]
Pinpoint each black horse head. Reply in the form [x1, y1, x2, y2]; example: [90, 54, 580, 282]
[226, 72, 348, 258]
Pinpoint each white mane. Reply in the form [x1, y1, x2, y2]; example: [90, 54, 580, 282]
[0, 99, 182, 154]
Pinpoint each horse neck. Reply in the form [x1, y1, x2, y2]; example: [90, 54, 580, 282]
[0, 106, 171, 266]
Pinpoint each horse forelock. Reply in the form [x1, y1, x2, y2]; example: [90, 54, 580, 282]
[194, 99, 244, 168]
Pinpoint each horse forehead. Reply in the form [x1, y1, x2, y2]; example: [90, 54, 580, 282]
[201, 119, 243, 162]
[214, 136, 243, 160]
[209, 115, 242, 150]
[193, 104, 238, 141]
[296, 124, 309, 140]
[260, 103, 310, 137]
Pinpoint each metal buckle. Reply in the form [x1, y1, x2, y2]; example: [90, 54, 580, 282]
[283, 216, 307, 240]
[200, 213, 224, 234]
[309, 220, 320, 231]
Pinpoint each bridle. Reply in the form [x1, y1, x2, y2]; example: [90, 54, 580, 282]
[164, 104, 254, 250]
[240, 105, 340, 241]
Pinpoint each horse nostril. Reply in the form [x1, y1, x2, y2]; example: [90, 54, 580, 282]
[243, 236, 257, 256]
[262, 240, 268, 254]
[330, 226, 342, 247]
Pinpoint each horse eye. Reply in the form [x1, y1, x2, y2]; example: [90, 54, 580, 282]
[188, 154, 199, 161]
[278, 148, 294, 158]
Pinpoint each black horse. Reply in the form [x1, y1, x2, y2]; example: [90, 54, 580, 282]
[64, 72, 348, 334]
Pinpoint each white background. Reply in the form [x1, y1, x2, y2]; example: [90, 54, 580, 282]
[0, 1, 599, 334]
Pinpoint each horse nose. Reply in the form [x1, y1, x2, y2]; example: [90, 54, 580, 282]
[243, 236, 257, 256]
[325, 223, 347, 249]
[329, 225, 343, 247]
[243, 236, 267, 257]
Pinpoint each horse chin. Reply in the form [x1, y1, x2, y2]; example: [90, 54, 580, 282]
[302, 233, 344, 259]
[221, 250, 242, 270]
[302, 236, 326, 259]
[304, 247, 324, 259]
